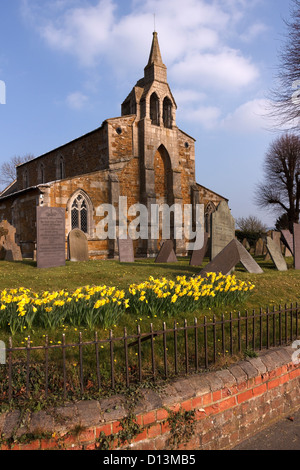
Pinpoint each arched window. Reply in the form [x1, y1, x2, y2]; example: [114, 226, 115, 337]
[150, 92, 160, 126]
[71, 192, 89, 234]
[163, 97, 173, 129]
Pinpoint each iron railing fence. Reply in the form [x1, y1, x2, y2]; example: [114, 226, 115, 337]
[0, 303, 299, 404]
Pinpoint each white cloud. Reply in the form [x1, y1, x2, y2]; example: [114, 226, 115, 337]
[66, 91, 89, 109]
[220, 99, 272, 132]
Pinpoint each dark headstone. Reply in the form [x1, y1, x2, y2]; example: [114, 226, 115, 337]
[281, 230, 294, 256]
[293, 224, 300, 270]
[200, 239, 263, 276]
[155, 240, 177, 263]
[200, 239, 240, 276]
[37, 207, 66, 269]
[68, 228, 89, 262]
[266, 236, 287, 271]
[118, 237, 134, 263]
[190, 232, 209, 266]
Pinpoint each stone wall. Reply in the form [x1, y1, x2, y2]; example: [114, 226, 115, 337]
[1, 345, 299, 451]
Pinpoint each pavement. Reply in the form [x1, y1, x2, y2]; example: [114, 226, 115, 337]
[233, 408, 300, 450]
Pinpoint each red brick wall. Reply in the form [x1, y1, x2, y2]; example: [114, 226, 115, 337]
[1, 345, 299, 451]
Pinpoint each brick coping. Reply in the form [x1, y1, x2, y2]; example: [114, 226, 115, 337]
[0, 344, 299, 450]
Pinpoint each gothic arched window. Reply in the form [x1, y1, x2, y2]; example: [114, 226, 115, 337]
[163, 97, 173, 129]
[150, 92, 160, 126]
[71, 193, 89, 234]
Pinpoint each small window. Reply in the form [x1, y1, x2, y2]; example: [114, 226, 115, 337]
[150, 93, 160, 126]
[163, 97, 173, 129]
[71, 193, 89, 234]
[57, 155, 65, 180]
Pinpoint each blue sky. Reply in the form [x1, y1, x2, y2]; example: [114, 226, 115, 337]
[0, 0, 296, 228]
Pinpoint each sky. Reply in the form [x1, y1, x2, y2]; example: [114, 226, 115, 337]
[0, 0, 297, 229]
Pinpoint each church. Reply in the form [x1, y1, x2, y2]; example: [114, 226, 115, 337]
[0, 32, 228, 260]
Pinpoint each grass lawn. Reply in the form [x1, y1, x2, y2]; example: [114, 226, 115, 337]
[0, 255, 298, 305]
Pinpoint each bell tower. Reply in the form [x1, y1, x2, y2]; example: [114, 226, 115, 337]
[121, 32, 195, 257]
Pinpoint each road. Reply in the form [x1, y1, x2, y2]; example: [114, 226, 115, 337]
[233, 409, 300, 450]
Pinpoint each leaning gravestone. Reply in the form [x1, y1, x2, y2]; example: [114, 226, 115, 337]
[281, 230, 294, 256]
[234, 240, 263, 274]
[155, 240, 177, 263]
[118, 237, 134, 263]
[293, 224, 300, 270]
[266, 236, 287, 271]
[210, 201, 235, 260]
[190, 232, 209, 266]
[37, 207, 66, 269]
[200, 239, 263, 276]
[68, 228, 89, 262]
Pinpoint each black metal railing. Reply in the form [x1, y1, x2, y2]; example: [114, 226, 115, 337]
[0, 303, 299, 404]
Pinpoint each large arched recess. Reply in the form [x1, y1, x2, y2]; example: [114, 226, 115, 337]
[153, 144, 174, 206]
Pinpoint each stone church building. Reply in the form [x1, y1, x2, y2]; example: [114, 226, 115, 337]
[0, 32, 228, 259]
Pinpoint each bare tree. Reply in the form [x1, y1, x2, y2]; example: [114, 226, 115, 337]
[254, 133, 300, 231]
[236, 215, 267, 233]
[0, 154, 34, 187]
[269, 0, 300, 130]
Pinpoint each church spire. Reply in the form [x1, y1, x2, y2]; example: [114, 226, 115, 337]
[147, 31, 164, 67]
[144, 31, 167, 84]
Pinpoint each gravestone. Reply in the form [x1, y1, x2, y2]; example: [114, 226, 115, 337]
[200, 239, 263, 276]
[118, 237, 134, 263]
[255, 238, 264, 256]
[190, 232, 209, 266]
[200, 239, 240, 276]
[281, 230, 294, 256]
[235, 240, 263, 274]
[293, 224, 300, 270]
[37, 207, 66, 268]
[68, 228, 89, 262]
[0, 220, 22, 261]
[242, 238, 250, 251]
[155, 240, 177, 263]
[266, 236, 287, 271]
[210, 201, 235, 260]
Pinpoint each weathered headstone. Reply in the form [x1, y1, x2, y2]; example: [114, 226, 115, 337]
[266, 236, 287, 271]
[293, 224, 300, 270]
[200, 239, 263, 276]
[281, 230, 294, 256]
[200, 239, 240, 276]
[37, 207, 66, 268]
[155, 240, 177, 263]
[255, 238, 264, 256]
[235, 240, 263, 274]
[210, 201, 235, 260]
[0, 220, 22, 261]
[190, 232, 209, 266]
[242, 238, 250, 251]
[68, 228, 89, 262]
[118, 237, 134, 263]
